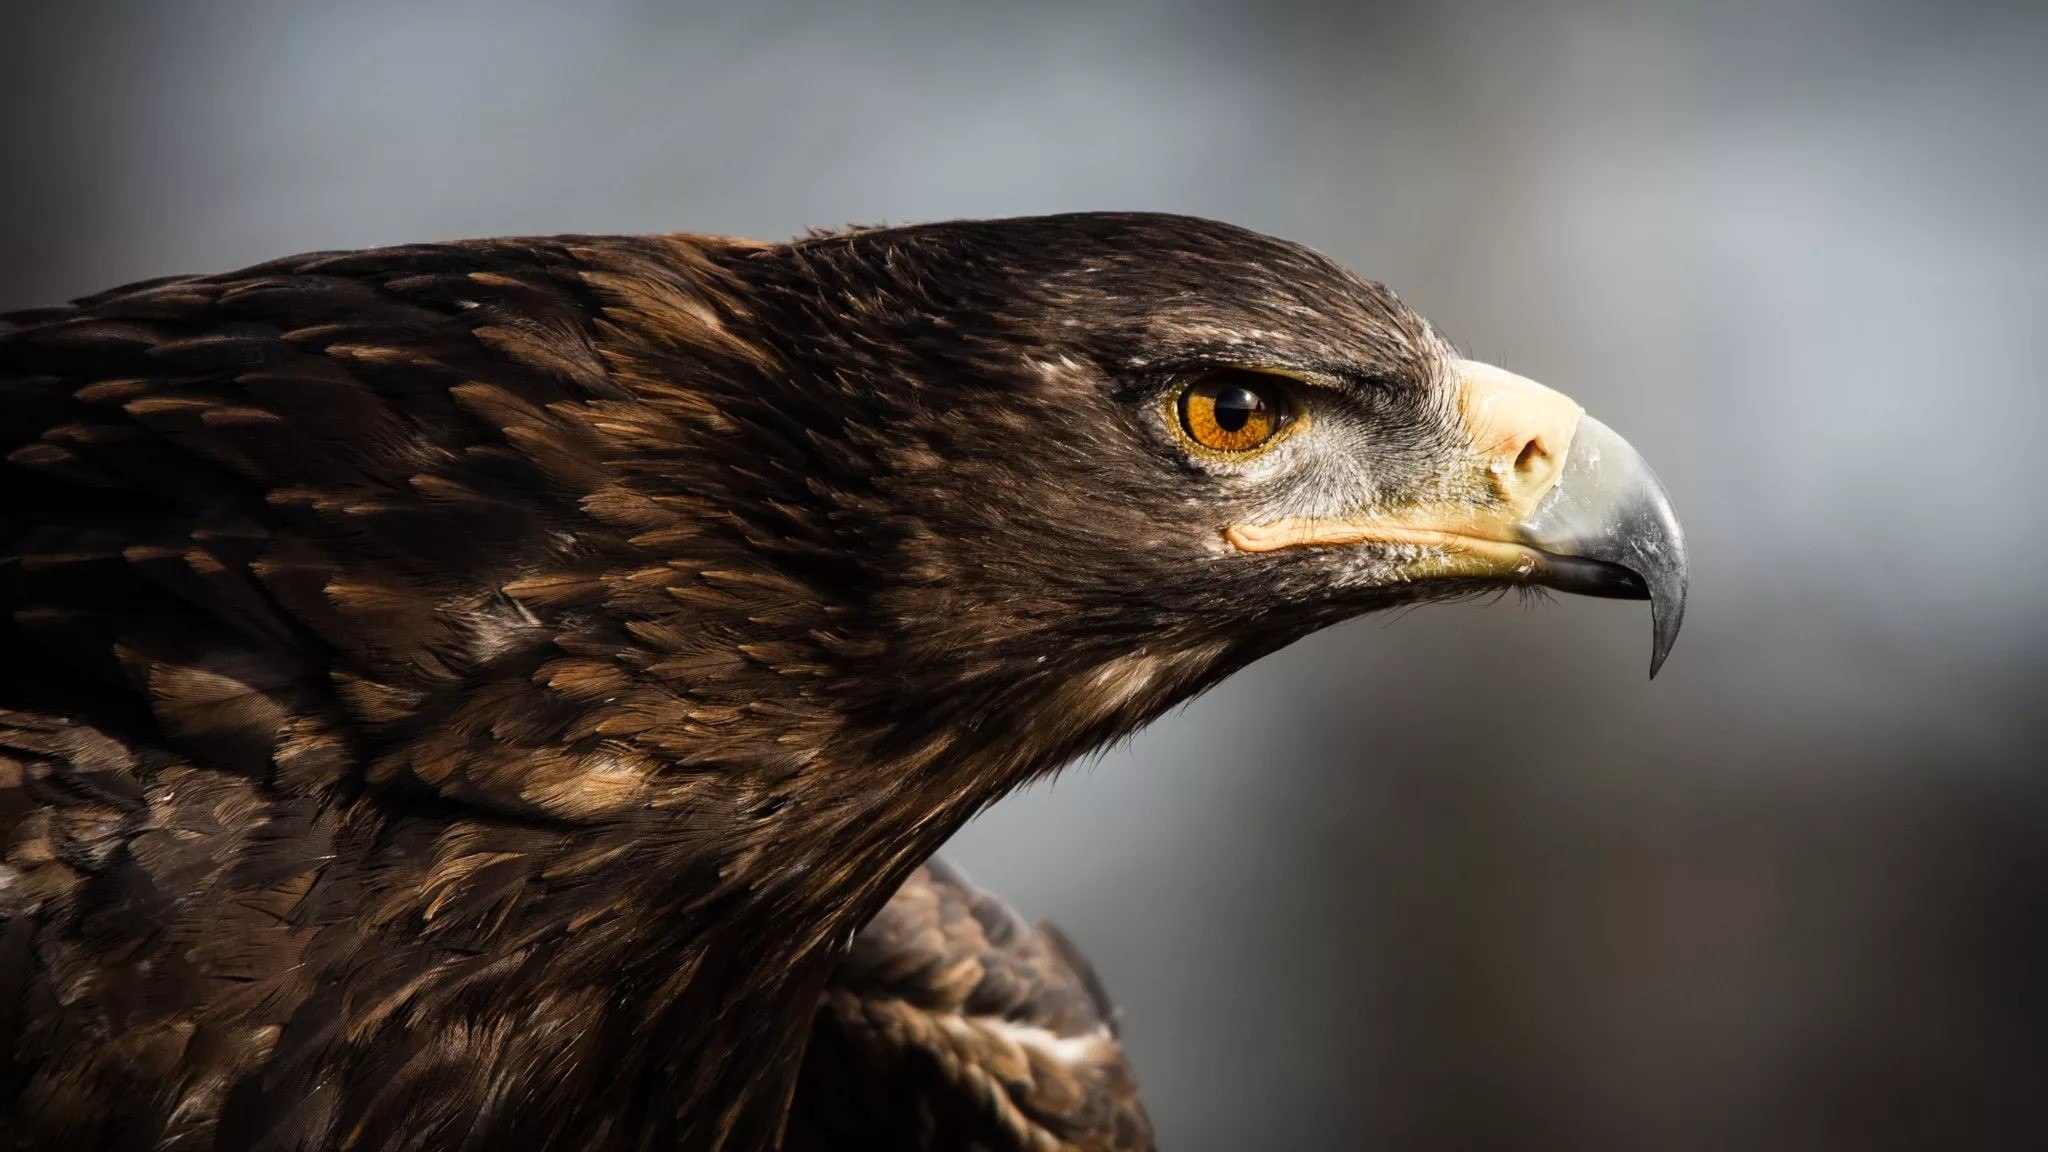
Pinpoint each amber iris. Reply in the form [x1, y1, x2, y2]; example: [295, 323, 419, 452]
[1178, 373, 1289, 453]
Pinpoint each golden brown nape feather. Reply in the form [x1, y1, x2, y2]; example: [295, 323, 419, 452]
[0, 234, 859, 1152]
[788, 862, 1154, 1152]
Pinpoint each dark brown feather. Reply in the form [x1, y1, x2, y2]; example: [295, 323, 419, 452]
[786, 862, 1154, 1152]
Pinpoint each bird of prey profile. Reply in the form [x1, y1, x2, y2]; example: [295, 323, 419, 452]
[0, 213, 1685, 1151]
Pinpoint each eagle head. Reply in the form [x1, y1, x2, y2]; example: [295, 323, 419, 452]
[699, 213, 1686, 785]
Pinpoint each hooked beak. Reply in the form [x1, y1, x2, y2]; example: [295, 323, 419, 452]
[1225, 359, 1689, 678]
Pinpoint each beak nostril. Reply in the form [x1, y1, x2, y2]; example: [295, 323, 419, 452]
[1514, 437, 1547, 478]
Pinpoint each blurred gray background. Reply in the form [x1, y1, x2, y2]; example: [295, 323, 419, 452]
[5, 1, 2046, 1148]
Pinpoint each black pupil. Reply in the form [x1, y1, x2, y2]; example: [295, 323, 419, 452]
[1211, 386, 1266, 433]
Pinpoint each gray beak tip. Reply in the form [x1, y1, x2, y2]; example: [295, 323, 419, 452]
[1517, 414, 1689, 680]
[1648, 585, 1685, 679]
[1640, 471, 1688, 680]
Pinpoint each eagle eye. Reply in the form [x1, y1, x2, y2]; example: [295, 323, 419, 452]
[1176, 371, 1296, 455]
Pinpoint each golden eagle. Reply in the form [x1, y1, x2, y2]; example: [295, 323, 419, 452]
[0, 214, 1685, 1150]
